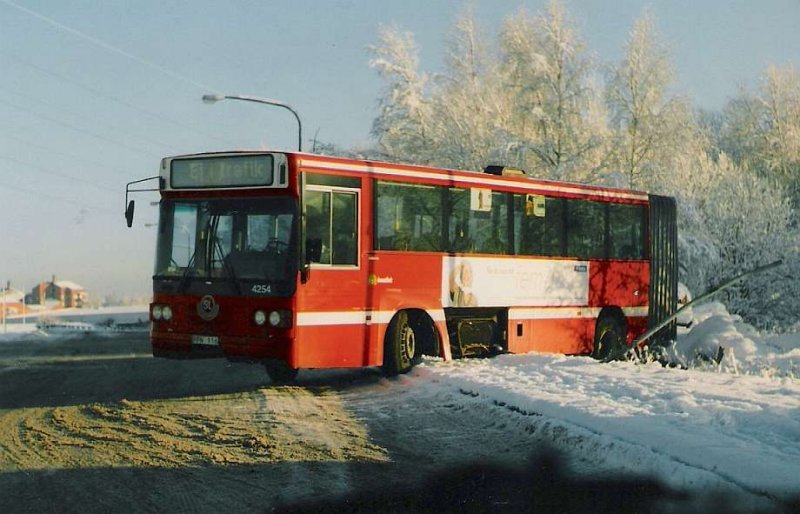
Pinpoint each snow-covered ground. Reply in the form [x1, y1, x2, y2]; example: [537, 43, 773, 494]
[1, 301, 798, 508]
[0, 305, 149, 338]
[3, 305, 149, 326]
[385, 301, 800, 506]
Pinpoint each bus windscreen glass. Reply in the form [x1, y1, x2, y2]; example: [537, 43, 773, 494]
[171, 155, 274, 188]
[155, 197, 297, 296]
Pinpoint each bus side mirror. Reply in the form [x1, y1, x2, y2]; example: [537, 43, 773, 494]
[125, 200, 135, 227]
[301, 239, 321, 284]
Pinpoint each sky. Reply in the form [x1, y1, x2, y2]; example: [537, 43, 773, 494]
[1, 0, 799, 299]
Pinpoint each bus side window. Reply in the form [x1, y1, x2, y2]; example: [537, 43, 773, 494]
[513, 194, 544, 256]
[332, 192, 357, 265]
[609, 203, 646, 260]
[375, 181, 444, 252]
[566, 199, 606, 259]
[306, 188, 358, 266]
[306, 190, 331, 264]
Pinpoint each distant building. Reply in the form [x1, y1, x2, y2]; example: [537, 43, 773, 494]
[0, 286, 26, 316]
[26, 276, 87, 309]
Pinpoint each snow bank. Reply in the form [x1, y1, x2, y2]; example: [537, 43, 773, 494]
[0, 324, 40, 342]
[671, 302, 800, 377]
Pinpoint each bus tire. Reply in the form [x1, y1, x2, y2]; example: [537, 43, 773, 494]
[264, 359, 298, 385]
[383, 311, 420, 376]
[592, 313, 627, 362]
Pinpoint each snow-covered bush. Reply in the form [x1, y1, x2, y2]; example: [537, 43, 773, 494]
[659, 150, 798, 329]
[669, 302, 800, 378]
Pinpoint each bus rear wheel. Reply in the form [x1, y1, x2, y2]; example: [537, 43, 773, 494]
[592, 314, 627, 362]
[383, 311, 421, 376]
[264, 359, 298, 385]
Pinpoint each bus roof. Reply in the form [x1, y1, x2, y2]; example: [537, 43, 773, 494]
[164, 150, 651, 203]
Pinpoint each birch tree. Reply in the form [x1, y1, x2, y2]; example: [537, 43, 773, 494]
[605, 11, 695, 189]
[720, 65, 800, 206]
[427, 10, 507, 171]
[369, 25, 432, 162]
[499, 2, 608, 182]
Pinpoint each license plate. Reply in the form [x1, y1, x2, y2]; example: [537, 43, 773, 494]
[192, 335, 219, 346]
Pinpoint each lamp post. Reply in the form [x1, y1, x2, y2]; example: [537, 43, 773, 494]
[202, 94, 303, 152]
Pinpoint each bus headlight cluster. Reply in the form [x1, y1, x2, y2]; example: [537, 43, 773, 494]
[151, 304, 173, 321]
[254, 309, 291, 328]
[254, 310, 267, 326]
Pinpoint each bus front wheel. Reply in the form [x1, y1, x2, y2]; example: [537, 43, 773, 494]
[592, 314, 627, 362]
[383, 311, 420, 376]
[264, 359, 298, 385]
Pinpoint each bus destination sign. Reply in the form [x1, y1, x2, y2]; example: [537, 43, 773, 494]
[171, 155, 274, 189]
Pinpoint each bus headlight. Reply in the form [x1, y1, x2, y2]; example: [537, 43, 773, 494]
[152, 305, 163, 320]
[254, 310, 267, 326]
[268, 310, 292, 328]
[269, 311, 282, 327]
[162, 306, 173, 321]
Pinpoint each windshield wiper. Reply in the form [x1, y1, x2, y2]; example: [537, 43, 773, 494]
[213, 236, 242, 295]
[178, 250, 198, 293]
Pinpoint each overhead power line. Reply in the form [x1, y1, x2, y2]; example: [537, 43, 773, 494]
[0, 84, 175, 153]
[0, 155, 118, 194]
[0, 50, 238, 147]
[0, 0, 219, 94]
[0, 131, 141, 178]
[0, 181, 117, 215]
[0, 97, 161, 158]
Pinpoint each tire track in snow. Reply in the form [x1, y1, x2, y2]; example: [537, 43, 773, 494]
[411, 357, 793, 510]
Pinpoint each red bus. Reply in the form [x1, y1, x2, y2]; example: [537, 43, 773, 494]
[125, 151, 677, 382]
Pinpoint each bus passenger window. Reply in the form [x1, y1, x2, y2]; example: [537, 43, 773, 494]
[609, 203, 646, 259]
[567, 199, 606, 259]
[375, 181, 444, 251]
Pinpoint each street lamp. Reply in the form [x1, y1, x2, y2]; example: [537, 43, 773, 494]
[202, 94, 303, 152]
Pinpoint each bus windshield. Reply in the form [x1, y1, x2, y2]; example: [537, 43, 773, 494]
[155, 197, 297, 295]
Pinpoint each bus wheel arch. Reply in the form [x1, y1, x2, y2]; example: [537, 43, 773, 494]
[592, 307, 628, 362]
[382, 309, 439, 376]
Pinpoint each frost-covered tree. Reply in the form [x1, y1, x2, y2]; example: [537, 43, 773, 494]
[605, 11, 695, 189]
[719, 65, 800, 207]
[369, 25, 432, 162]
[426, 10, 508, 171]
[369, 2, 607, 178]
[659, 147, 797, 328]
[499, 2, 609, 182]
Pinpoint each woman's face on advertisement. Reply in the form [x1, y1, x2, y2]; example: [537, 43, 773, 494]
[460, 264, 472, 285]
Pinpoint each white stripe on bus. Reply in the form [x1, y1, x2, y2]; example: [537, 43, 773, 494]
[298, 158, 649, 202]
[297, 306, 648, 327]
[296, 310, 446, 327]
[509, 306, 649, 320]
